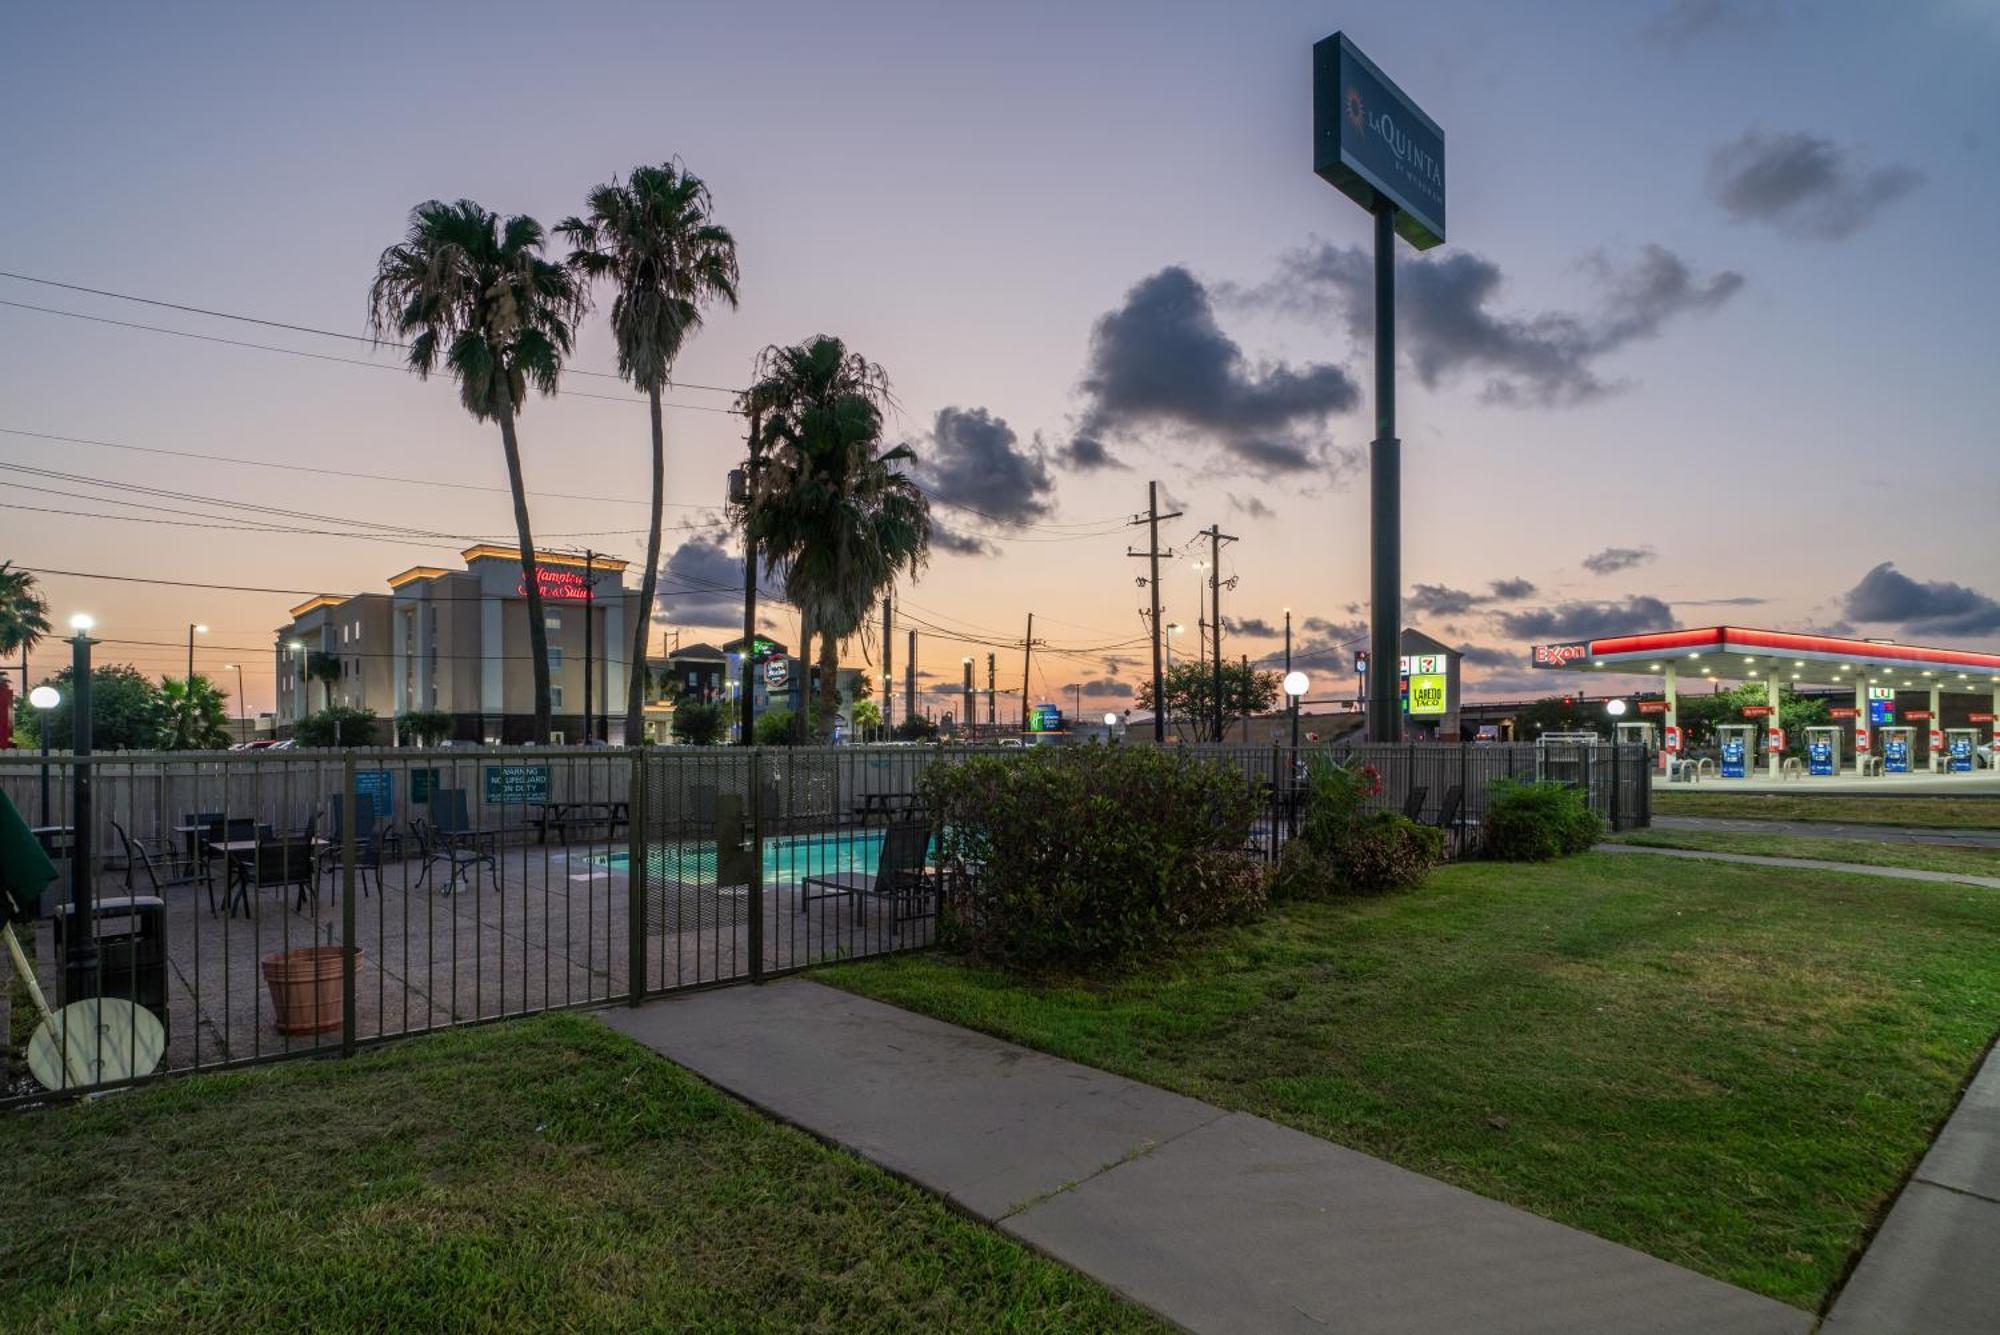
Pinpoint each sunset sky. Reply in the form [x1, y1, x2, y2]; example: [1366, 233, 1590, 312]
[5, 0, 1997, 719]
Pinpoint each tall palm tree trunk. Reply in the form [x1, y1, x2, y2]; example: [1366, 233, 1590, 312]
[627, 387, 665, 744]
[499, 407, 554, 744]
[792, 603, 813, 746]
[818, 630, 840, 737]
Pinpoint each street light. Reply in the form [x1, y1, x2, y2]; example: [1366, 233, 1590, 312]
[29, 684, 59, 826]
[1103, 710, 1120, 743]
[1284, 670, 1310, 754]
[223, 664, 246, 742]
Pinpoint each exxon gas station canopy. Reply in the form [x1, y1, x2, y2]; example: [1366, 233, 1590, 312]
[1530, 626, 2000, 689]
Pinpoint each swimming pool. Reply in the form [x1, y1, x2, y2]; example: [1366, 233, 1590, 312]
[596, 828, 885, 885]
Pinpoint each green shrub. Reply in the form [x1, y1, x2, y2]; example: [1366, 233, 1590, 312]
[294, 706, 381, 748]
[754, 708, 797, 746]
[395, 709, 454, 746]
[920, 746, 1266, 970]
[1480, 779, 1605, 861]
[1276, 756, 1440, 898]
[671, 700, 725, 746]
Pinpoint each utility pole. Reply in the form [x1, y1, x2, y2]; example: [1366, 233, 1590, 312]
[986, 652, 996, 729]
[1196, 525, 1237, 743]
[882, 591, 893, 729]
[1020, 612, 1036, 731]
[1126, 481, 1182, 743]
[738, 410, 761, 746]
[905, 629, 917, 727]
[962, 658, 974, 738]
[1369, 201, 1402, 744]
[583, 549, 595, 744]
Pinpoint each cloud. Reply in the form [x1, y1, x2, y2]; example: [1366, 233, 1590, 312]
[1641, 0, 1784, 50]
[1056, 434, 1124, 471]
[1406, 584, 1483, 617]
[1076, 677, 1135, 699]
[1302, 615, 1368, 642]
[1496, 596, 1678, 641]
[1223, 616, 1279, 637]
[1677, 595, 1769, 607]
[1228, 493, 1276, 520]
[1070, 266, 1361, 476]
[1253, 243, 1742, 406]
[916, 407, 1055, 525]
[654, 536, 778, 629]
[928, 521, 999, 558]
[1707, 130, 1921, 240]
[1842, 562, 2000, 637]
[1456, 643, 1516, 668]
[1582, 545, 1656, 575]
[1488, 577, 1537, 601]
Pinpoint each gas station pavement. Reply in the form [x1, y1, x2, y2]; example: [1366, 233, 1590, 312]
[1654, 772, 2000, 794]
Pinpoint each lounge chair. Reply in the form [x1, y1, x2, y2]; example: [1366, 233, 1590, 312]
[798, 821, 933, 938]
[1401, 785, 1429, 821]
[226, 839, 320, 917]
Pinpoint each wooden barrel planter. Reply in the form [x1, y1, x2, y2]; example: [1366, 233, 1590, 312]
[260, 945, 360, 1035]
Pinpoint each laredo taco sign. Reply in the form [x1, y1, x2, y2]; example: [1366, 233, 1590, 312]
[1531, 641, 1591, 669]
[1314, 33, 1446, 249]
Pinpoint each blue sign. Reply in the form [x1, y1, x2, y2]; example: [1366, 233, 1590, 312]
[1808, 740, 1835, 777]
[1884, 737, 1910, 774]
[354, 769, 394, 821]
[1720, 737, 1746, 779]
[1869, 697, 1896, 726]
[1314, 33, 1446, 249]
[1949, 736, 1974, 773]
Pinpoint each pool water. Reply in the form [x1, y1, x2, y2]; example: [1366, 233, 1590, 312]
[596, 829, 885, 885]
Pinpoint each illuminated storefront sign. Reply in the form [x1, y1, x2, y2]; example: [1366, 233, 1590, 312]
[516, 567, 596, 601]
[1407, 674, 1447, 716]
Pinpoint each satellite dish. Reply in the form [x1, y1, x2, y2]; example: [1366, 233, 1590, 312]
[26, 998, 165, 1092]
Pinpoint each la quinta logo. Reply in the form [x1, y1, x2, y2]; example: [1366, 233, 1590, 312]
[1344, 85, 1366, 132]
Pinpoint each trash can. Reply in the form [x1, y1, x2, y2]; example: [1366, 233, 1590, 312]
[52, 895, 169, 1043]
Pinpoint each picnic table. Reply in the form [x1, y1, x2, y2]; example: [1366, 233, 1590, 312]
[30, 825, 73, 857]
[529, 800, 629, 846]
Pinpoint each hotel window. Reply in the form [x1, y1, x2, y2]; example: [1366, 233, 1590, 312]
[546, 613, 562, 630]
[548, 647, 564, 670]
[550, 684, 565, 710]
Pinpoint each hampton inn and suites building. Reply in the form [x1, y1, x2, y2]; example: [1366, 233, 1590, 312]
[275, 546, 643, 745]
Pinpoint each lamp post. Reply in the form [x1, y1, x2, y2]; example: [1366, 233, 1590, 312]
[1284, 670, 1309, 755]
[29, 684, 59, 826]
[224, 664, 246, 743]
[1104, 710, 1120, 744]
[66, 613, 98, 996]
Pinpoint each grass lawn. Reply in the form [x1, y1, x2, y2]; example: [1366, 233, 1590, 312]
[1612, 827, 2000, 878]
[0, 1013, 1158, 1333]
[1653, 789, 2000, 829]
[820, 853, 2000, 1310]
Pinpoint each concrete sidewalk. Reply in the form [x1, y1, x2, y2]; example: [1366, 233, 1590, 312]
[1824, 1041, 2000, 1333]
[602, 980, 1808, 1334]
[1600, 841, 2000, 889]
[1654, 814, 2000, 849]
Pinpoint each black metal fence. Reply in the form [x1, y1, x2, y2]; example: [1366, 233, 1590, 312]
[0, 739, 1643, 1105]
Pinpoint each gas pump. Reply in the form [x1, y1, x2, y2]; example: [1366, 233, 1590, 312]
[1804, 725, 1841, 777]
[1944, 728, 1977, 774]
[1878, 726, 1916, 775]
[1716, 723, 1756, 779]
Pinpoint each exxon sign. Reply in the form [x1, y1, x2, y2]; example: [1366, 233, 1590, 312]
[1532, 641, 1591, 669]
[1313, 33, 1445, 249]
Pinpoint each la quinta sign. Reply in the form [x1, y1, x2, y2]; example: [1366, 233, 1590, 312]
[1314, 33, 1445, 249]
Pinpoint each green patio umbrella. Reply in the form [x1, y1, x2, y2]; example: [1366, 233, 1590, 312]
[0, 788, 56, 927]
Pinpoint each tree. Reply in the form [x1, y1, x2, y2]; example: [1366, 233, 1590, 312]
[155, 674, 232, 750]
[740, 337, 930, 739]
[16, 664, 161, 751]
[304, 651, 343, 710]
[1675, 681, 1827, 755]
[671, 699, 725, 746]
[0, 561, 51, 696]
[396, 709, 455, 746]
[753, 707, 799, 747]
[369, 199, 583, 743]
[850, 697, 883, 740]
[295, 705, 382, 748]
[1136, 661, 1281, 743]
[559, 163, 740, 748]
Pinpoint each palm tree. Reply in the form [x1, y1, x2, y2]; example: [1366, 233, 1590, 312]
[369, 200, 582, 743]
[305, 651, 343, 710]
[740, 337, 931, 738]
[558, 162, 740, 746]
[155, 674, 233, 751]
[0, 561, 52, 698]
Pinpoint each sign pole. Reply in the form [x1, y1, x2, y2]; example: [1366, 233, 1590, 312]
[1369, 200, 1401, 745]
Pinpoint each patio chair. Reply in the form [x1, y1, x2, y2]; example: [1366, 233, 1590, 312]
[225, 839, 320, 917]
[798, 821, 933, 938]
[113, 819, 201, 906]
[411, 817, 496, 894]
[1401, 785, 1429, 822]
[1427, 785, 1470, 857]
